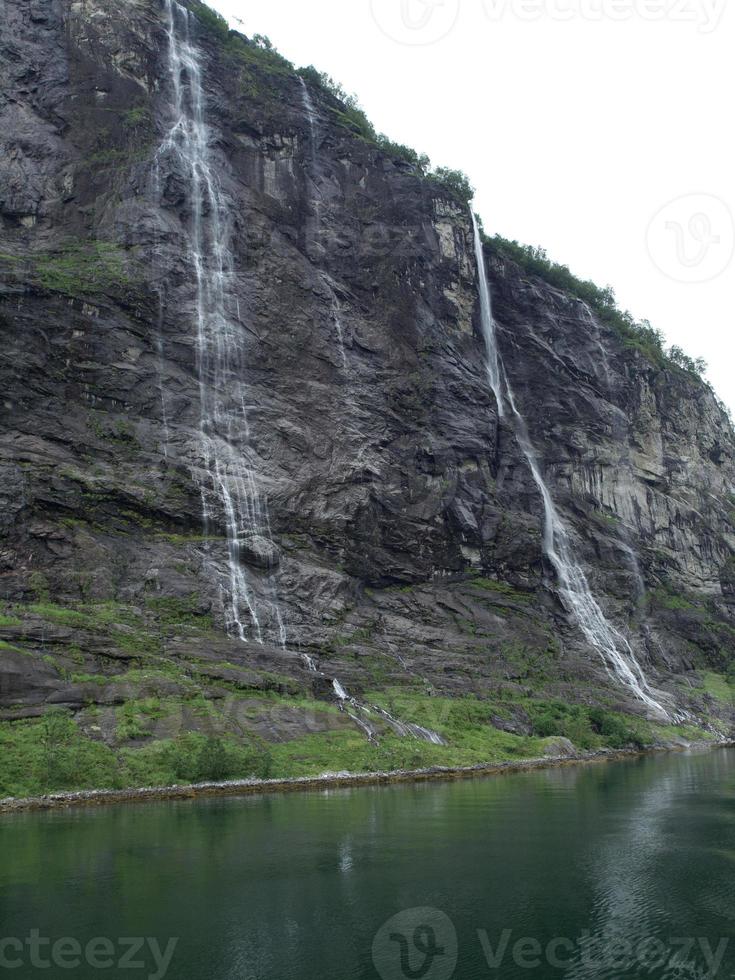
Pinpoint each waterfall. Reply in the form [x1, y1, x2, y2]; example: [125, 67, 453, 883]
[150, 160, 170, 460]
[470, 213, 667, 719]
[298, 75, 439, 744]
[158, 0, 284, 645]
[299, 77, 324, 258]
[333, 678, 445, 745]
[299, 77, 318, 173]
[298, 77, 428, 737]
[155, 321, 170, 459]
[472, 216, 504, 417]
[299, 77, 349, 368]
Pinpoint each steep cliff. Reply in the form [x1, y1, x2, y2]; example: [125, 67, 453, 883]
[1, 0, 733, 793]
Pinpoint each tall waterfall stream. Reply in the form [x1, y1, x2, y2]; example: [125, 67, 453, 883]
[471, 214, 668, 719]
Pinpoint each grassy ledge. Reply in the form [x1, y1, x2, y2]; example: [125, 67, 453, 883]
[6, 743, 733, 815]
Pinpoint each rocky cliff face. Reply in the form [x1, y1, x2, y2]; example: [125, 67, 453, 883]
[1, 0, 733, 770]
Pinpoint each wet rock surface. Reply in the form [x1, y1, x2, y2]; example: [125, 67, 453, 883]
[0, 0, 733, 748]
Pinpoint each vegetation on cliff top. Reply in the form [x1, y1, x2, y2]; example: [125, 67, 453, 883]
[483, 233, 710, 381]
[186, 0, 474, 205]
[185, 0, 711, 385]
[296, 65, 474, 204]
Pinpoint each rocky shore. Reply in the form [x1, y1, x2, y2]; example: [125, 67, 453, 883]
[1, 0, 733, 781]
[3, 741, 732, 815]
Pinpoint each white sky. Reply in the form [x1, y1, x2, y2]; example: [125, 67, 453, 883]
[208, 0, 734, 415]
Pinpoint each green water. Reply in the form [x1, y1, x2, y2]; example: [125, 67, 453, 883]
[1, 749, 735, 979]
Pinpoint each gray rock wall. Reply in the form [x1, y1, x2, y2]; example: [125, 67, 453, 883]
[0, 0, 733, 727]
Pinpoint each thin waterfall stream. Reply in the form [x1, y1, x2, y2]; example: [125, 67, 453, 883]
[155, 6, 631, 742]
[297, 75, 441, 744]
[159, 0, 284, 645]
[471, 213, 668, 719]
[299, 77, 349, 369]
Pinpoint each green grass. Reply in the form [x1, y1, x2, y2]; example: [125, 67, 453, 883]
[0, 710, 275, 798]
[34, 242, 131, 297]
[468, 578, 532, 602]
[122, 105, 150, 129]
[116, 698, 168, 742]
[649, 587, 698, 612]
[0, 690, 540, 797]
[0, 670, 721, 799]
[699, 672, 734, 704]
[366, 688, 650, 753]
[0, 713, 120, 798]
[2, 552, 729, 795]
[18, 601, 164, 657]
[485, 233, 708, 379]
[268, 728, 546, 779]
[144, 595, 213, 629]
[0, 640, 28, 654]
[70, 673, 108, 686]
[651, 722, 717, 743]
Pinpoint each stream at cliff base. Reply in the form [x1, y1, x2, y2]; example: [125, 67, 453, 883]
[1, 748, 734, 979]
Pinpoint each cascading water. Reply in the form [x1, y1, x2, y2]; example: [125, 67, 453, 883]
[332, 679, 445, 745]
[154, 325, 170, 459]
[156, 6, 457, 745]
[299, 78, 349, 368]
[297, 77, 442, 740]
[158, 0, 284, 645]
[298, 77, 324, 257]
[470, 213, 667, 719]
[150, 161, 171, 461]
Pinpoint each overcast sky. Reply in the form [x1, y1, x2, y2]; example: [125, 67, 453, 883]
[208, 0, 734, 414]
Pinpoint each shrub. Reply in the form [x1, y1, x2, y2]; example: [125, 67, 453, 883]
[28, 571, 50, 602]
[296, 67, 469, 202]
[122, 105, 151, 129]
[189, 1, 229, 40]
[588, 708, 644, 749]
[428, 167, 474, 204]
[526, 700, 643, 750]
[164, 733, 272, 782]
[485, 234, 707, 378]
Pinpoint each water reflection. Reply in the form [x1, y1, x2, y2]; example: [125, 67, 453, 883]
[1, 750, 734, 979]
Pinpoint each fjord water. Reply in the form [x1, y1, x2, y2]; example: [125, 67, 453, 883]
[470, 217, 667, 719]
[3, 750, 735, 979]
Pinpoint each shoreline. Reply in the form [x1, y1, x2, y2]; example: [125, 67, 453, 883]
[3, 741, 732, 814]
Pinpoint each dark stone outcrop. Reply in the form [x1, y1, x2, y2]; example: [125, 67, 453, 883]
[0, 0, 733, 739]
